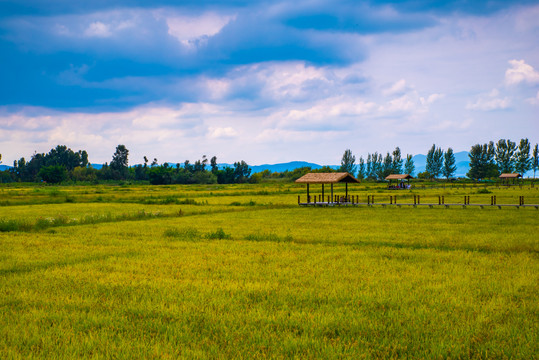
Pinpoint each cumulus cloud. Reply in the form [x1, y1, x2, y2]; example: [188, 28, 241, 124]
[1, 1, 538, 165]
[271, 97, 376, 131]
[505, 59, 539, 86]
[207, 127, 238, 139]
[383, 79, 408, 96]
[466, 88, 511, 111]
[84, 21, 112, 37]
[526, 91, 539, 105]
[165, 12, 236, 48]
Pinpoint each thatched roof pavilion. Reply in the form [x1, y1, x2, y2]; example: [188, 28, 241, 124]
[295, 172, 359, 204]
[385, 174, 413, 181]
[499, 173, 521, 179]
[385, 174, 413, 189]
[499, 173, 522, 184]
[295, 172, 359, 184]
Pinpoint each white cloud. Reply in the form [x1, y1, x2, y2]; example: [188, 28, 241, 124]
[466, 89, 511, 111]
[383, 79, 408, 96]
[423, 93, 445, 104]
[165, 13, 236, 48]
[207, 127, 238, 139]
[257, 62, 333, 101]
[84, 22, 112, 38]
[505, 59, 539, 86]
[269, 97, 376, 132]
[526, 91, 539, 105]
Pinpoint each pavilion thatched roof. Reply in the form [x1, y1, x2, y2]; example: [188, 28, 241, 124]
[385, 174, 413, 180]
[295, 172, 359, 184]
[499, 173, 521, 178]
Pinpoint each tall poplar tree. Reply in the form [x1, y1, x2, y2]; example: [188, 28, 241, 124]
[426, 144, 444, 179]
[382, 152, 393, 178]
[532, 144, 539, 179]
[514, 138, 531, 175]
[339, 149, 356, 175]
[467, 144, 483, 180]
[391, 147, 403, 174]
[495, 139, 517, 173]
[404, 154, 415, 176]
[443, 148, 457, 179]
[357, 156, 366, 180]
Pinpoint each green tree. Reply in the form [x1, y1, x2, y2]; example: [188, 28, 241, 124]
[210, 156, 218, 173]
[484, 142, 499, 178]
[514, 138, 531, 175]
[194, 155, 208, 172]
[381, 152, 393, 178]
[426, 144, 444, 179]
[366, 154, 372, 179]
[442, 148, 457, 179]
[367, 152, 382, 180]
[46, 145, 88, 171]
[532, 144, 538, 179]
[339, 149, 356, 175]
[110, 145, 129, 171]
[467, 144, 483, 180]
[391, 147, 403, 174]
[466, 143, 497, 180]
[357, 156, 365, 180]
[233, 161, 251, 183]
[38, 165, 67, 183]
[495, 139, 517, 173]
[72, 166, 98, 182]
[404, 154, 415, 176]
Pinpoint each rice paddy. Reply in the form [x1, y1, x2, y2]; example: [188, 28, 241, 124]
[1, 182, 538, 358]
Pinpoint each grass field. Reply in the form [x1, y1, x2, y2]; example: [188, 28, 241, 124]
[1, 183, 538, 358]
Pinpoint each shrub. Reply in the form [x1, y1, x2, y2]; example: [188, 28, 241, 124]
[164, 227, 201, 240]
[206, 228, 231, 240]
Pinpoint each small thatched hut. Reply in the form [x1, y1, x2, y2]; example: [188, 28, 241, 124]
[295, 172, 359, 203]
[385, 174, 413, 188]
[499, 173, 522, 185]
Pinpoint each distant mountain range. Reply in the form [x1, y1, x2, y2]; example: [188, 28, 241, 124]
[237, 151, 472, 177]
[1, 151, 535, 178]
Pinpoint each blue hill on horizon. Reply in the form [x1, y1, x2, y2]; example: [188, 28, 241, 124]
[2, 152, 537, 178]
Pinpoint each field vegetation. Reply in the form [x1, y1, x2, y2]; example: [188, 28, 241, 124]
[1, 182, 538, 358]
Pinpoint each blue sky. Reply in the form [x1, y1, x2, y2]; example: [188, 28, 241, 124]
[1, 0, 538, 165]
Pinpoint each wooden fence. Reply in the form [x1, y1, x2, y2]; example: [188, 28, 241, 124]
[298, 195, 538, 209]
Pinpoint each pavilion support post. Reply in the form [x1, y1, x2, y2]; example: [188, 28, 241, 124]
[322, 184, 325, 201]
[345, 183, 348, 200]
[331, 184, 334, 204]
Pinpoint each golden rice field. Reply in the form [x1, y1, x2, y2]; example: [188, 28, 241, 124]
[1, 182, 538, 358]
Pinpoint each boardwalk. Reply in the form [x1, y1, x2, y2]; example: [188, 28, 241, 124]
[298, 195, 539, 209]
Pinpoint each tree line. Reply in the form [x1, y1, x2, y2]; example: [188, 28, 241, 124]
[0, 145, 252, 184]
[1, 138, 538, 184]
[338, 138, 538, 180]
[466, 139, 538, 180]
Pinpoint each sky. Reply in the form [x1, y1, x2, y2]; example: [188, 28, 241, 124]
[1, 0, 538, 166]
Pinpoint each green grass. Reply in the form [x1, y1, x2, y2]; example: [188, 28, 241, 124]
[0, 183, 537, 358]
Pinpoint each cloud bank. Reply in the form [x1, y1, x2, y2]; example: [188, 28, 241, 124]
[0, 0, 538, 165]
